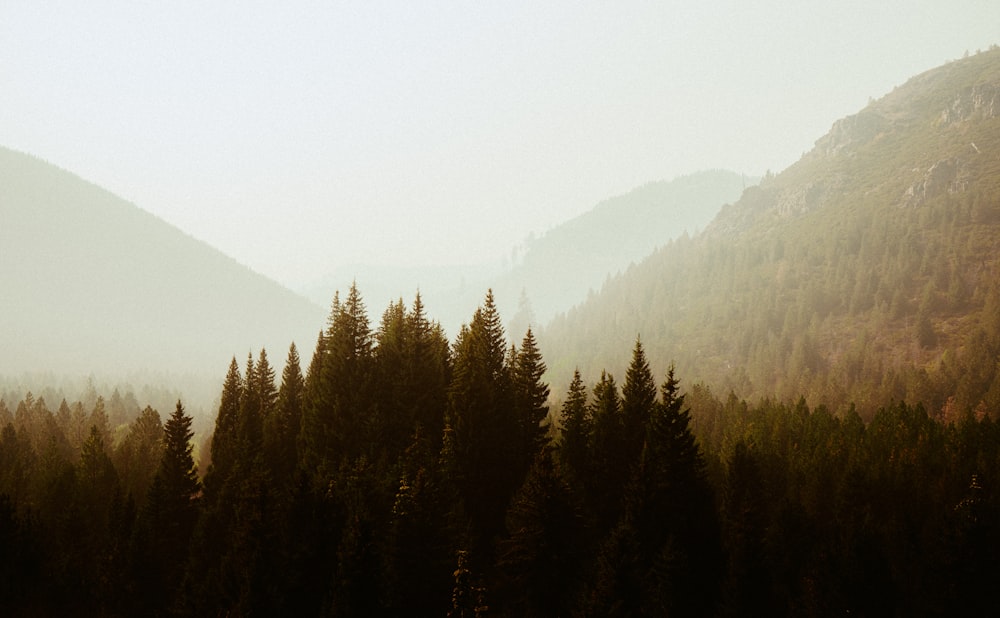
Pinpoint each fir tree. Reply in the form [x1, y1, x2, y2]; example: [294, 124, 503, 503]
[511, 327, 551, 482]
[207, 357, 243, 491]
[265, 342, 304, 484]
[557, 368, 591, 485]
[134, 400, 200, 616]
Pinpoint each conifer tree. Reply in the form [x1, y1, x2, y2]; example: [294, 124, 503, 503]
[134, 400, 200, 615]
[511, 327, 551, 481]
[256, 347, 278, 424]
[622, 337, 657, 456]
[207, 357, 243, 492]
[239, 352, 263, 457]
[558, 369, 591, 485]
[265, 342, 304, 484]
[303, 283, 374, 472]
[497, 448, 585, 617]
[588, 370, 625, 531]
[115, 405, 163, 508]
[447, 290, 516, 559]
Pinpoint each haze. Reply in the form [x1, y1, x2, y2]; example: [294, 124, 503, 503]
[2, 1, 998, 290]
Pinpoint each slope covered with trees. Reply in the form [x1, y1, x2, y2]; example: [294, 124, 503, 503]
[0, 146, 324, 376]
[542, 47, 1000, 419]
[1, 286, 997, 616]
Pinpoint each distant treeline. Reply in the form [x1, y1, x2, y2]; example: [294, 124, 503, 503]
[1, 287, 998, 616]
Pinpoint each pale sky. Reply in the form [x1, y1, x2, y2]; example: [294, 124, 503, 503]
[3, 2, 998, 288]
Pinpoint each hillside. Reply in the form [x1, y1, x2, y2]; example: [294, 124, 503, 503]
[541, 47, 1000, 418]
[0, 146, 325, 377]
[304, 170, 751, 338]
[493, 169, 754, 330]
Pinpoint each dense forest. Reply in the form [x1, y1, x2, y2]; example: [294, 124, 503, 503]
[1, 286, 997, 616]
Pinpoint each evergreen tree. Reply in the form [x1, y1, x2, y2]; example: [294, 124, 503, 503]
[497, 448, 586, 617]
[511, 328, 551, 483]
[633, 365, 722, 615]
[448, 550, 488, 618]
[621, 337, 657, 457]
[239, 351, 263, 458]
[447, 290, 517, 561]
[588, 371, 625, 532]
[557, 368, 591, 485]
[265, 342, 304, 484]
[134, 400, 200, 616]
[302, 283, 374, 473]
[207, 357, 243, 492]
[256, 347, 278, 424]
[115, 405, 163, 508]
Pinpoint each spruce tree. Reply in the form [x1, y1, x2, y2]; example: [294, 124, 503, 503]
[588, 370, 624, 532]
[134, 400, 200, 615]
[622, 336, 656, 457]
[447, 290, 516, 561]
[207, 357, 243, 492]
[511, 327, 551, 481]
[557, 368, 591, 485]
[265, 342, 304, 484]
[497, 448, 585, 617]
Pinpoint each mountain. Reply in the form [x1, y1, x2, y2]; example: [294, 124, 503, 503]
[304, 170, 752, 339]
[0, 146, 325, 378]
[541, 47, 1000, 418]
[492, 169, 754, 331]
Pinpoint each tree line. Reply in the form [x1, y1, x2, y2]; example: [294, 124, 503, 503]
[1, 286, 997, 615]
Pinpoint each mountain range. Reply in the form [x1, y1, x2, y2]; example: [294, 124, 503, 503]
[541, 47, 1000, 418]
[302, 169, 751, 337]
[0, 146, 324, 379]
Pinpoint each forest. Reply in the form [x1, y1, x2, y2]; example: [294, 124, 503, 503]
[1, 286, 997, 616]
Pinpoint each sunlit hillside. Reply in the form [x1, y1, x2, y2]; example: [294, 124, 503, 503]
[542, 47, 1000, 418]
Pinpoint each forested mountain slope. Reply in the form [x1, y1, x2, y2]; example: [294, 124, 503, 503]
[493, 169, 753, 329]
[0, 147, 324, 376]
[541, 47, 1000, 418]
[302, 170, 750, 338]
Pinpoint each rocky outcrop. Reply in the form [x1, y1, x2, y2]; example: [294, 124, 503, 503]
[814, 109, 888, 156]
[902, 157, 971, 207]
[939, 83, 1000, 125]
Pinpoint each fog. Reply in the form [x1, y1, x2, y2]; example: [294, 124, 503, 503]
[2, 2, 997, 296]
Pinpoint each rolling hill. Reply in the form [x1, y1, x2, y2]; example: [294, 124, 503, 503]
[541, 47, 1000, 418]
[0, 146, 325, 378]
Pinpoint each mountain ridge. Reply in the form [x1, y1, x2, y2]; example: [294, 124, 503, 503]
[0, 145, 325, 378]
[540, 47, 1000, 418]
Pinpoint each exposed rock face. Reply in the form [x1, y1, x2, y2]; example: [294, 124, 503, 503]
[940, 83, 1000, 125]
[814, 109, 888, 156]
[903, 157, 971, 207]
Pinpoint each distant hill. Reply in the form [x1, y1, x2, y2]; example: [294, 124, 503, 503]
[0, 146, 325, 378]
[304, 170, 752, 338]
[541, 47, 1000, 418]
[492, 169, 754, 331]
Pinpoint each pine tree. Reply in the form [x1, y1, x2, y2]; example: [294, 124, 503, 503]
[589, 370, 625, 532]
[239, 352, 263, 458]
[207, 357, 243, 492]
[622, 337, 657, 457]
[447, 290, 516, 560]
[632, 365, 722, 615]
[134, 400, 200, 615]
[511, 328, 550, 480]
[302, 283, 374, 473]
[558, 369, 591, 485]
[115, 405, 164, 508]
[497, 448, 585, 617]
[264, 342, 304, 484]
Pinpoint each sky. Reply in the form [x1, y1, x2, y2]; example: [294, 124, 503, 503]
[2, 1, 998, 289]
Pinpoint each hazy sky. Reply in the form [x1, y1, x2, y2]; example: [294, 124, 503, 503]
[3, 2, 998, 288]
